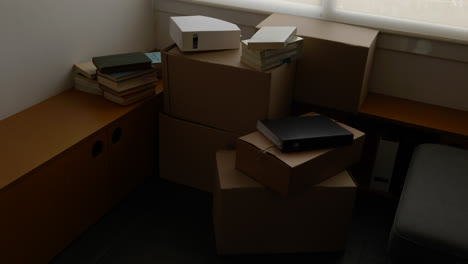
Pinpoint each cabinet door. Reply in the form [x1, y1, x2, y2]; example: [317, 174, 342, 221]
[0, 131, 108, 264]
[107, 100, 156, 206]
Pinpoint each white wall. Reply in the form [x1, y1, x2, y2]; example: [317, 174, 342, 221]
[154, 0, 468, 112]
[0, 0, 156, 120]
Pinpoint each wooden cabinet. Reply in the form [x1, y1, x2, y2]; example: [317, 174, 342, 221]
[107, 98, 157, 206]
[0, 84, 162, 263]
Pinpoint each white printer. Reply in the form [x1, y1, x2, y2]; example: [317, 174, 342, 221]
[170, 16, 241, 52]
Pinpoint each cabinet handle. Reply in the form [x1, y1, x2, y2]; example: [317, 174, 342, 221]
[112, 127, 122, 144]
[92, 140, 104, 157]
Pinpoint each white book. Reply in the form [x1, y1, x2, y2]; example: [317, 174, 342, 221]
[74, 74, 102, 95]
[248, 26, 297, 50]
[241, 37, 304, 64]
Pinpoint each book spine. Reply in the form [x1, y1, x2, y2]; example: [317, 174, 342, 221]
[256, 121, 283, 150]
[98, 62, 151, 74]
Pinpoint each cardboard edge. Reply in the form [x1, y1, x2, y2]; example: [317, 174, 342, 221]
[358, 34, 378, 110]
[162, 44, 177, 114]
[236, 138, 292, 195]
[165, 45, 276, 76]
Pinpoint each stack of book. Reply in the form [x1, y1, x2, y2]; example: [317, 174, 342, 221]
[241, 26, 303, 71]
[73, 62, 101, 95]
[92, 52, 161, 106]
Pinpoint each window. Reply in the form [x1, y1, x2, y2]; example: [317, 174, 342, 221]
[323, 0, 468, 43]
[182, 0, 468, 43]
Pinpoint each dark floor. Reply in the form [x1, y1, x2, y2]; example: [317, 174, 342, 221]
[50, 178, 398, 264]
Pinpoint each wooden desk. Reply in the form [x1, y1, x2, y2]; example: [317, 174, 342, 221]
[360, 92, 468, 137]
[356, 92, 468, 194]
[0, 82, 162, 263]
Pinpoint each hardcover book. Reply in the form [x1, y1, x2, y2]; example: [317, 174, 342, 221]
[97, 72, 158, 93]
[103, 87, 155, 106]
[248, 26, 297, 50]
[74, 74, 102, 95]
[98, 67, 157, 82]
[241, 36, 303, 61]
[257, 115, 354, 152]
[74, 62, 97, 80]
[99, 83, 155, 97]
[92, 52, 152, 73]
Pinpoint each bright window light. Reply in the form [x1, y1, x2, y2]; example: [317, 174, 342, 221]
[335, 0, 468, 29]
[179, 0, 468, 42]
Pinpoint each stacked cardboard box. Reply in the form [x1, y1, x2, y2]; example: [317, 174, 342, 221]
[160, 43, 296, 191]
[214, 151, 358, 254]
[160, 13, 375, 255]
[213, 113, 365, 254]
[257, 13, 379, 112]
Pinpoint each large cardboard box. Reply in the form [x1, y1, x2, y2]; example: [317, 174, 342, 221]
[162, 44, 296, 135]
[159, 113, 238, 192]
[236, 117, 365, 195]
[257, 13, 378, 112]
[214, 150, 357, 254]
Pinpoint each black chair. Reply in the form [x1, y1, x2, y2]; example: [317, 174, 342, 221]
[388, 144, 468, 263]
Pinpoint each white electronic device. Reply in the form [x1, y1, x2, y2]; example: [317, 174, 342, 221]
[169, 16, 241, 52]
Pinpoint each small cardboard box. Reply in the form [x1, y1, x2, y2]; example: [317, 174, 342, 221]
[236, 117, 365, 195]
[214, 150, 357, 255]
[257, 13, 378, 112]
[159, 113, 238, 192]
[162, 44, 296, 135]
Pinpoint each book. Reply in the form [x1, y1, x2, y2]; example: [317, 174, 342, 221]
[74, 74, 102, 95]
[103, 87, 155, 106]
[145, 52, 161, 64]
[257, 115, 354, 152]
[145, 52, 162, 70]
[74, 62, 97, 80]
[100, 83, 155, 97]
[98, 67, 157, 82]
[240, 53, 298, 71]
[242, 47, 301, 66]
[241, 36, 303, 61]
[97, 72, 158, 93]
[92, 52, 152, 73]
[247, 26, 297, 50]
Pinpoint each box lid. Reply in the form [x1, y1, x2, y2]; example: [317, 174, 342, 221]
[256, 13, 378, 48]
[238, 119, 365, 168]
[217, 150, 356, 190]
[167, 45, 278, 72]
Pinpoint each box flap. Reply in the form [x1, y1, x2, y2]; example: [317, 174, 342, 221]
[317, 170, 356, 188]
[238, 117, 365, 168]
[167, 45, 282, 73]
[257, 13, 378, 48]
[218, 150, 354, 190]
[167, 45, 250, 69]
[216, 150, 261, 190]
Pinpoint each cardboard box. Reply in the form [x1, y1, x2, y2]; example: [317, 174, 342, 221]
[235, 117, 365, 195]
[257, 13, 378, 112]
[159, 113, 238, 192]
[214, 150, 357, 254]
[162, 44, 296, 135]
